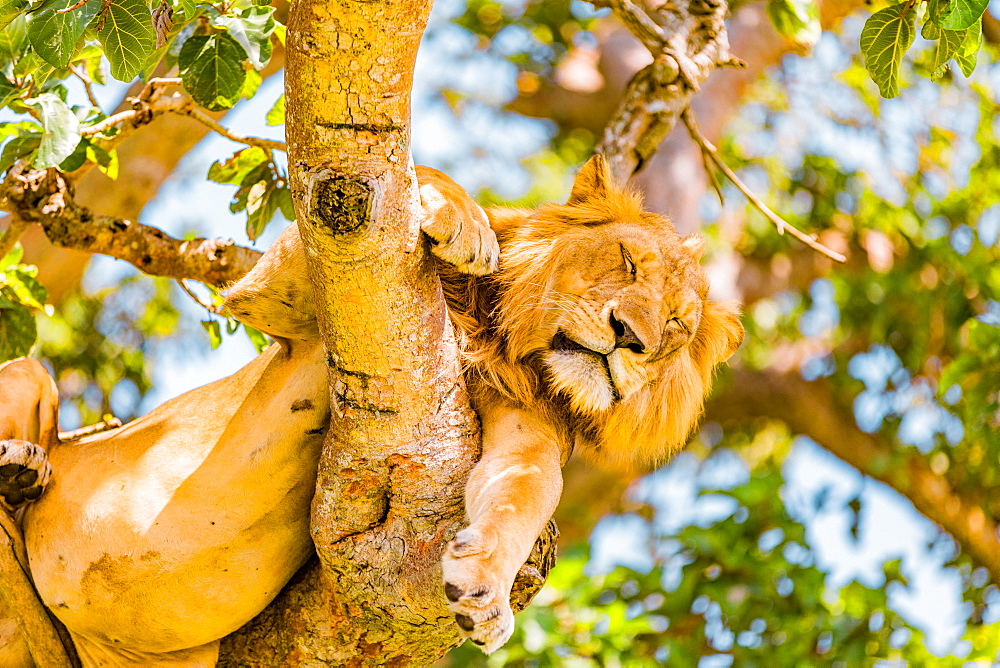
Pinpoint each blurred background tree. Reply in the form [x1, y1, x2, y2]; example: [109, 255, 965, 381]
[1, 0, 998, 663]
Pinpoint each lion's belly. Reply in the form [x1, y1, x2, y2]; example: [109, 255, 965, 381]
[23, 343, 329, 653]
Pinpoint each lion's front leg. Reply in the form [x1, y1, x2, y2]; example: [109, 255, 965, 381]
[416, 165, 499, 276]
[442, 403, 564, 653]
[0, 359, 58, 512]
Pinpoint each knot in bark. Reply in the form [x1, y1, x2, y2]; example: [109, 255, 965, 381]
[310, 174, 373, 235]
[7, 167, 71, 217]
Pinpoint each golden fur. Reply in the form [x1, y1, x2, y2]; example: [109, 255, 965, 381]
[440, 157, 742, 472]
[0, 156, 741, 663]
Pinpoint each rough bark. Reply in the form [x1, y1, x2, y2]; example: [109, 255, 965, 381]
[219, 0, 515, 662]
[597, 0, 736, 185]
[1, 167, 261, 287]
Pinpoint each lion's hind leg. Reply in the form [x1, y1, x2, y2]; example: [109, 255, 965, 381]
[0, 358, 58, 512]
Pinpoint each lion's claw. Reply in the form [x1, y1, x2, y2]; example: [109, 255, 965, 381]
[0, 439, 51, 511]
[442, 527, 515, 653]
[443, 579, 514, 654]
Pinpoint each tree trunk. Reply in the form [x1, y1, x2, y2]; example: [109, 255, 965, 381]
[220, 0, 483, 662]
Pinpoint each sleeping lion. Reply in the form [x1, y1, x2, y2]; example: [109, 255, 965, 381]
[0, 156, 742, 664]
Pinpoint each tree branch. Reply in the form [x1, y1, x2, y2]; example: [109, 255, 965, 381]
[1, 166, 261, 287]
[78, 88, 285, 155]
[599, 0, 739, 183]
[708, 369, 1000, 582]
[0, 511, 77, 667]
[0, 217, 28, 261]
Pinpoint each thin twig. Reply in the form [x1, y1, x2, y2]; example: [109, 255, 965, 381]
[179, 105, 286, 152]
[681, 109, 847, 263]
[68, 64, 101, 110]
[78, 93, 287, 153]
[608, 0, 668, 51]
[0, 218, 28, 262]
[177, 278, 220, 314]
[56, 0, 90, 12]
[58, 418, 123, 442]
[80, 108, 143, 136]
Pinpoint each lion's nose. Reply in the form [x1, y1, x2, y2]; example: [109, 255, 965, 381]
[609, 311, 646, 354]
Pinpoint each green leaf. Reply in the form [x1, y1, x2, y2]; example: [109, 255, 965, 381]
[86, 142, 118, 178]
[201, 318, 221, 349]
[954, 18, 981, 76]
[2, 265, 47, 310]
[178, 32, 247, 111]
[0, 74, 19, 108]
[229, 162, 270, 214]
[0, 121, 38, 138]
[860, 3, 916, 99]
[58, 135, 89, 170]
[928, 27, 965, 79]
[265, 93, 284, 125]
[245, 178, 280, 240]
[0, 289, 36, 362]
[0, 0, 27, 31]
[243, 324, 269, 353]
[921, 16, 941, 39]
[174, 0, 196, 20]
[24, 93, 81, 168]
[26, 0, 101, 69]
[212, 6, 274, 69]
[0, 14, 28, 63]
[242, 66, 261, 99]
[935, 0, 988, 30]
[766, 0, 820, 49]
[97, 0, 156, 82]
[206, 146, 268, 184]
[275, 185, 294, 220]
[1, 246, 22, 270]
[0, 133, 40, 172]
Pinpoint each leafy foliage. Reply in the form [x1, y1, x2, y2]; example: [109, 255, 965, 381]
[0, 0, 291, 359]
[448, 450, 1000, 665]
[858, 0, 990, 97]
[0, 0, 285, 164]
[860, 4, 916, 98]
[206, 146, 293, 241]
[36, 275, 181, 426]
[0, 244, 47, 362]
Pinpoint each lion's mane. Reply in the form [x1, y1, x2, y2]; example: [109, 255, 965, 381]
[439, 176, 743, 473]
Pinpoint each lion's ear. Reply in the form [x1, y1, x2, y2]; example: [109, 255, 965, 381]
[567, 154, 612, 204]
[695, 300, 744, 365]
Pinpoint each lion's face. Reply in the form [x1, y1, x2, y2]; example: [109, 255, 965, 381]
[539, 220, 708, 415]
[488, 156, 743, 471]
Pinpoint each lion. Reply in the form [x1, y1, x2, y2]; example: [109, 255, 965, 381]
[0, 156, 742, 664]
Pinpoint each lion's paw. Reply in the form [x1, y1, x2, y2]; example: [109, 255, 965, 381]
[442, 527, 515, 654]
[419, 182, 499, 276]
[0, 440, 51, 511]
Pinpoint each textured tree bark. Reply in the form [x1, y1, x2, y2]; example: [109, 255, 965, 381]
[1, 166, 261, 287]
[220, 0, 485, 662]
